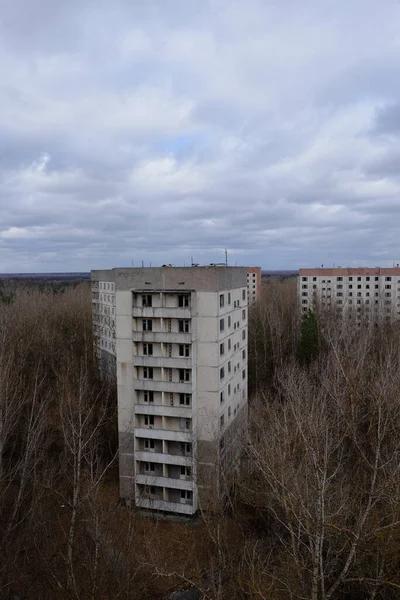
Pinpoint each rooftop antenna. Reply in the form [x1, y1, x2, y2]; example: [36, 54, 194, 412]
[131, 260, 134, 267]
[225, 249, 228, 266]
[191, 256, 193, 266]
[141, 260, 144, 268]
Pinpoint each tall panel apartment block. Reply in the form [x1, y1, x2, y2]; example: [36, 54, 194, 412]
[247, 267, 262, 304]
[298, 267, 400, 322]
[91, 267, 249, 515]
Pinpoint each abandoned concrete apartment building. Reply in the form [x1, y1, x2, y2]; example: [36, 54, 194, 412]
[298, 267, 400, 322]
[91, 266, 249, 515]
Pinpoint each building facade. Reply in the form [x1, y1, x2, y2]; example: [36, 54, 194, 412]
[298, 267, 400, 322]
[91, 266, 248, 515]
[247, 267, 262, 304]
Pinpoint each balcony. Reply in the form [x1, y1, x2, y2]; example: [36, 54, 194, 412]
[134, 380, 192, 394]
[132, 331, 192, 344]
[135, 451, 192, 467]
[132, 307, 191, 319]
[136, 497, 195, 515]
[133, 356, 192, 369]
[135, 474, 193, 491]
[135, 404, 192, 418]
[135, 428, 192, 443]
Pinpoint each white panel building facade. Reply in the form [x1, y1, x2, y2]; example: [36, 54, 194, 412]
[298, 267, 400, 322]
[91, 266, 248, 515]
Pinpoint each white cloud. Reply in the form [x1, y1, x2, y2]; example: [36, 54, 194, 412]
[1, 0, 400, 270]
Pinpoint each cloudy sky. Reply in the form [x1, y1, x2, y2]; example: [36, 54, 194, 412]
[1, 0, 400, 272]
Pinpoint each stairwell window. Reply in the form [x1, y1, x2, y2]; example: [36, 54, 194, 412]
[220, 318, 225, 332]
[220, 294, 225, 308]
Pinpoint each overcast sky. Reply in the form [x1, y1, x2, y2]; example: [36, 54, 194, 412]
[1, 0, 400, 272]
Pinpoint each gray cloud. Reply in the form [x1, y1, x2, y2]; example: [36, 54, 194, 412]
[1, 0, 400, 271]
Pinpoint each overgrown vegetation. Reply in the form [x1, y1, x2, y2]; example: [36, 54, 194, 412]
[1, 279, 400, 599]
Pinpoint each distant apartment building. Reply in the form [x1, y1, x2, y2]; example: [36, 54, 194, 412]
[91, 266, 248, 515]
[298, 267, 400, 322]
[247, 267, 262, 304]
[92, 279, 116, 378]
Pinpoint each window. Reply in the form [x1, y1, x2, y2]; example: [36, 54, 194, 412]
[302, 277, 308, 281]
[242, 349, 246, 359]
[242, 329, 246, 340]
[220, 391, 224, 403]
[220, 342, 225, 356]
[366, 276, 370, 281]
[144, 462, 155, 472]
[220, 294, 225, 308]
[179, 319, 190, 333]
[337, 284, 343, 289]
[220, 367, 225, 380]
[385, 284, 392, 289]
[142, 294, 152, 307]
[228, 406, 231, 417]
[242, 369, 246, 379]
[385, 276, 392, 281]
[180, 490, 192, 502]
[228, 384, 231, 395]
[179, 344, 190, 357]
[178, 295, 189, 307]
[357, 284, 362, 289]
[144, 391, 154, 403]
[228, 361, 231, 373]
[337, 276, 343, 281]
[143, 367, 153, 379]
[242, 289, 246, 300]
[375, 277, 379, 281]
[179, 369, 191, 382]
[180, 418, 191, 430]
[357, 277, 362, 281]
[349, 284, 353, 289]
[144, 415, 154, 426]
[375, 284, 379, 289]
[228, 338, 231, 351]
[220, 414, 224, 428]
[302, 284, 308, 289]
[242, 309, 246, 320]
[228, 315, 231, 328]
[179, 393, 191, 406]
[143, 319, 152, 331]
[143, 343, 153, 356]
[181, 466, 192, 478]
[220, 318, 225, 332]
[180, 442, 191, 455]
[228, 292, 231, 304]
[144, 439, 155, 450]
